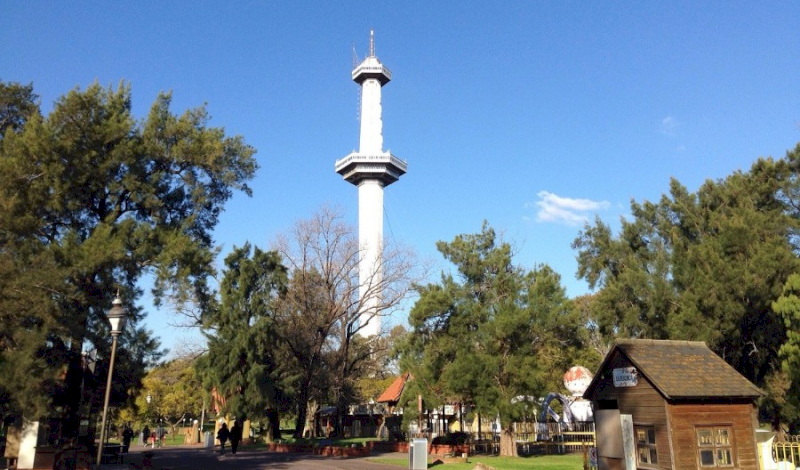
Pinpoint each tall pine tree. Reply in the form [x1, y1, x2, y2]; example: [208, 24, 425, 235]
[0, 80, 257, 435]
[198, 244, 289, 440]
[573, 147, 800, 428]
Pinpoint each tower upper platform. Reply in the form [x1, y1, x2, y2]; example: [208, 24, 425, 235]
[352, 30, 392, 85]
[353, 56, 392, 85]
[336, 30, 406, 188]
[335, 152, 407, 187]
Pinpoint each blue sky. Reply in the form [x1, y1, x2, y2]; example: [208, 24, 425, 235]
[3, 2, 799, 354]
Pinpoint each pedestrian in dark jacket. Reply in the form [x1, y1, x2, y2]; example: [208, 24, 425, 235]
[122, 426, 134, 453]
[230, 420, 243, 455]
[217, 423, 230, 455]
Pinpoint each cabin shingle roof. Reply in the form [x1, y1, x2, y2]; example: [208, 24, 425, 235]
[585, 339, 763, 400]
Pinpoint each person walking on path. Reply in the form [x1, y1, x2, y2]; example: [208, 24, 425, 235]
[230, 420, 243, 455]
[142, 426, 151, 448]
[217, 423, 230, 456]
[122, 426, 134, 453]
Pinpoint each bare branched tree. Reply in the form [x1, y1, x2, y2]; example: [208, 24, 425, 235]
[157, 281, 215, 359]
[273, 205, 426, 437]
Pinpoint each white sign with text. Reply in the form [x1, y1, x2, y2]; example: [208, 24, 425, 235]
[613, 367, 638, 387]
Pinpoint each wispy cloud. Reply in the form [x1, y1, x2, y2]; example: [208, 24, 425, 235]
[529, 191, 610, 226]
[660, 116, 679, 136]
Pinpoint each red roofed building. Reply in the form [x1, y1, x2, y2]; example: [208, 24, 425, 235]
[377, 372, 410, 411]
[210, 388, 227, 414]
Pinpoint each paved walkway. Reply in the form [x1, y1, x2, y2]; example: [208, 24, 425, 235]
[103, 444, 406, 470]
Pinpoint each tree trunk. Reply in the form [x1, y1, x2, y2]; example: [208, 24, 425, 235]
[334, 393, 350, 438]
[62, 340, 86, 441]
[62, 289, 93, 443]
[264, 409, 281, 443]
[302, 401, 318, 438]
[293, 385, 310, 438]
[499, 427, 518, 457]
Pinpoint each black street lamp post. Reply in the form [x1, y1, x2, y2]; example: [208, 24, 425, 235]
[146, 394, 152, 426]
[95, 295, 128, 467]
[145, 394, 152, 446]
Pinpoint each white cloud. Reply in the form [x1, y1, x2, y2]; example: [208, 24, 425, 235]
[531, 191, 610, 226]
[660, 116, 679, 136]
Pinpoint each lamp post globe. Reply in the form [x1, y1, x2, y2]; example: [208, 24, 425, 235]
[95, 294, 128, 467]
[106, 296, 128, 335]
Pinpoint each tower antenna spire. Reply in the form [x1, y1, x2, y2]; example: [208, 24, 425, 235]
[369, 29, 375, 57]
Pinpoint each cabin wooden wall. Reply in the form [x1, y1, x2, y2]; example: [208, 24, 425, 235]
[591, 351, 672, 470]
[667, 402, 759, 470]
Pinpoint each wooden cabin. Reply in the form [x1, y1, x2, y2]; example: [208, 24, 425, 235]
[583, 339, 763, 470]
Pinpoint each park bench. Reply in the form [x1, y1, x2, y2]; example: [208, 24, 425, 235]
[101, 444, 123, 464]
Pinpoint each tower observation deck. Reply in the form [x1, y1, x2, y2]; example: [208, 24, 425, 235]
[335, 31, 407, 337]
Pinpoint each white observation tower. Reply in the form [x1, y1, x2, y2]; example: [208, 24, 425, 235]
[335, 30, 407, 337]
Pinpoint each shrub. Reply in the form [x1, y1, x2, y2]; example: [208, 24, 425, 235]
[431, 432, 469, 446]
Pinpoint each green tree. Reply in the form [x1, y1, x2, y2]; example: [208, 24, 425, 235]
[573, 149, 800, 427]
[0, 81, 39, 138]
[402, 223, 592, 456]
[0, 80, 256, 436]
[198, 243, 289, 441]
[771, 274, 800, 430]
[122, 358, 207, 439]
[0, 81, 58, 420]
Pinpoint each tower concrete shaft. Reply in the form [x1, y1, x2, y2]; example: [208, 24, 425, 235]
[335, 31, 407, 337]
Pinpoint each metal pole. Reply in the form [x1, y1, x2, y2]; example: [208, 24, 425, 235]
[417, 395, 422, 438]
[200, 398, 206, 443]
[96, 334, 119, 467]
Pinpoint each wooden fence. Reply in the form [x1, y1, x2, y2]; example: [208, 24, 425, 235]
[467, 422, 595, 455]
[344, 417, 596, 456]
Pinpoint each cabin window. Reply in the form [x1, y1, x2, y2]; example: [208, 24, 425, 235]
[635, 425, 658, 467]
[696, 426, 734, 467]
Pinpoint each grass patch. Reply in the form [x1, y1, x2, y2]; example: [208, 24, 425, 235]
[327, 437, 378, 446]
[264, 436, 378, 447]
[367, 452, 584, 470]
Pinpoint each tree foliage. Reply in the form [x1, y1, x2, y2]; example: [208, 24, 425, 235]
[197, 244, 290, 434]
[124, 358, 206, 434]
[0, 80, 256, 432]
[573, 146, 800, 428]
[0, 81, 39, 138]
[401, 223, 595, 456]
[771, 274, 800, 429]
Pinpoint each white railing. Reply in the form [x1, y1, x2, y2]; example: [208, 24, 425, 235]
[353, 64, 392, 80]
[335, 152, 407, 172]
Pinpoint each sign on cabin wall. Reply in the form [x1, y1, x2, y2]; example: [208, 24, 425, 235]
[613, 367, 638, 387]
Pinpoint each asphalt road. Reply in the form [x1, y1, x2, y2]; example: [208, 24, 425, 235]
[122, 445, 406, 470]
